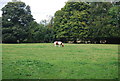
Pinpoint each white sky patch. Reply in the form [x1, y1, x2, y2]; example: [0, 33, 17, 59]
[23, 0, 68, 23]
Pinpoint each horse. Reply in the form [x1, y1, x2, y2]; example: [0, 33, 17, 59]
[54, 41, 64, 47]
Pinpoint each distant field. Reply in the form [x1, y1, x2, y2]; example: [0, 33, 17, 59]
[2, 43, 119, 79]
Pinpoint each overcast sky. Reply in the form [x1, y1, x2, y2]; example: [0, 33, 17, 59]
[0, 0, 68, 23]
[0, 0, 117, 23]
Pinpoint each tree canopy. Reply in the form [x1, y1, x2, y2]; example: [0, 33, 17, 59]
[53, 1, 120, 43]
[2, 1, 120, 44]
[53, 2, 90, 42]
[2, 1, 54, 43]
[2, 1, 34, 43]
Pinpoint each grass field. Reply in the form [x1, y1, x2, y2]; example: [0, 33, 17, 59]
[2, 43, 119, 79]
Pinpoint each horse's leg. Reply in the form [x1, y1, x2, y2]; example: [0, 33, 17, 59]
[54, 44, 56, 47]
[59, 44, 60, 47]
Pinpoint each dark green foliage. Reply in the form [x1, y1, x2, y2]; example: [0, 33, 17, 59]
[0, 17, 2, 43]
[2, 1, 54, 43]
[54, 2, 90, 42]
[2, 1, 120, 43]
[33, 24, 54, 43]
[87, 2, 120, 43]
[2, 1, 34, 43]
[53, 2, 120, 43]
[2, 25, 28, 43]
[2, 2, 34, 27]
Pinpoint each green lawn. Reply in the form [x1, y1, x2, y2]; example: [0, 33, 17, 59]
[2, 43, 118, 79]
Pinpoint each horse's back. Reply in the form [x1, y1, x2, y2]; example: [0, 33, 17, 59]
[54, 41, 62, 44]
[58, 41, 62, 45]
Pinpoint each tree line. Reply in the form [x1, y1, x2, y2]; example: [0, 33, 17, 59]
[2, 1, 54, 43]
[53, 1, 120, 43]
[2, 1, 120, 43]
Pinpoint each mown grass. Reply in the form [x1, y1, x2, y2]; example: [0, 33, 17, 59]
[2, 43, 119, 79]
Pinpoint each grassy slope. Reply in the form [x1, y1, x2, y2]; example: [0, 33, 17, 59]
[2, 43, 118, 79]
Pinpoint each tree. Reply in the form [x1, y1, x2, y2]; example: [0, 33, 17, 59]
[87, 2, 120, 43]
[33, 23, 54, 43]
[2, 1, 34, 43]
[53, 2, 90, 42]
[27, 21, 39, 42]
[53, 1, 120, 44]
[0, 17, 2, 43]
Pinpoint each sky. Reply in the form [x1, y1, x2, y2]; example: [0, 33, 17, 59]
[0, 0, 118, 23]
[0, 0, 68, 23]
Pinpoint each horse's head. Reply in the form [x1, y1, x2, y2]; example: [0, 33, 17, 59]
[62, 44, 64, 47]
